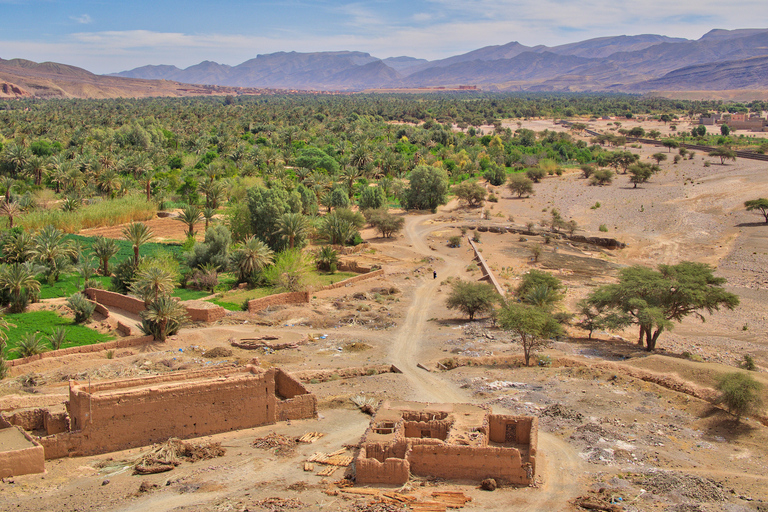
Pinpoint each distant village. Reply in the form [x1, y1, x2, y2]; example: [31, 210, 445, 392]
[699, 112, 768, 132]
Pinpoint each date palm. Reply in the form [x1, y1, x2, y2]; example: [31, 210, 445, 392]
[175, 204, 203, 237]
[31, 225, 73, 281]
[131, 265, 175, 303]
[202, 206, 216, 231]
[274, 212, 309, 249]
[231, 236, 274, 283]
[3, 231, 33, 264]
[140, 296, 188, 342]
[0, 201, 21, 229]
[5, 144, 29, 177]
[25, 155, 47, 186]
[122, 222, 154, 267]
[0, 263, 41, 312]
[91, 236, 119, 276]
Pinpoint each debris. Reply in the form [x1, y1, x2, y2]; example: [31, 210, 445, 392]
[480, 478, 497, 491]
[431, 491, 472, 507]
[134, 463, 175, 475]
[341, 489, 382, 496]
[232, 336, 303, 351]
[417, 363, 431, 372]
[253, 432, 297, 456]
[202, 347, 233, 358]
[573, 496, 623, 512]
[352, 395, 379, 415]
[542, 403, 584, 422]
[317, 466, 337, 477]
[410, 502, 447, 512]
[251, 497, 306, 510]
[131, 438, 225, 474]
[298, 432, 325, 444]
[308, 450, 354, 466]
[137, 481, 159, 493]
[304, 463, 315, 472]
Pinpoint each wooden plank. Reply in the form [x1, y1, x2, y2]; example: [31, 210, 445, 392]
[303, 462, 314, 472]
[317, 466, 337, 477]
[341, 489, 381, 496]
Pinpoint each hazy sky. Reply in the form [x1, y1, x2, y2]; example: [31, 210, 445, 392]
[1, 0, 767, 74]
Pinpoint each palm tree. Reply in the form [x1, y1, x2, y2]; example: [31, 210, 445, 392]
[315, 245, 339, 272]
[175, 204, 203, 237]
[31, 225, 73, 281]
[0, 263, 41, 312]
[202, 206, 216, 231]
[14, 332, 47, 358]
[131, 265, 175, 303]
[2, 231, 33, 264]
[231, 236, 274, 283]
[91, 236, 119, 276]
[140, 170, 155, 201]
[141, 296, 188, 342]
[0, 201, 21, 229]
[122, 222, 154, 267]
[25, 155, 48, 186]
[0, 177, 15, 203]
[274, 212, 309, 249]
[5, 144, 29, 177]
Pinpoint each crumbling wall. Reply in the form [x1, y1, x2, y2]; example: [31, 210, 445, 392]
[66, 367, 277, 456]
[7, 335, 155, 368]
[85, 288, 146, 314]
[403, 420, 451, 441]
[185, 303, 227, 322]
[355, 443, 410, 485]
[317, 269, 384, 291]
[488, 415, 535, 445]
[408, 445, 528, 484]
[248, 291, 310, 313]
[275, 369, 308, 399]
[274, 369, 317, 421]
[0, 427, 45, 478]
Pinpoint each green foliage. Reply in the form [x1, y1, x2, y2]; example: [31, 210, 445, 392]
[744, 198, 768, 223]
[716, 372, 763, 421]
[319, 209, 363, 245]
[516, 270, 562, 298]
[483, 165, 506, 186]
[358, 185, 386, 210]
[708, 147, 737, 164]
[445, 280, 499, 321]
[19, 194, 157, 233]
[47, 327, 67, 351]
[247, 184, 301, 252]
[262, 249, 311, 292]
[599, 224, 608, 232]
[274, 212, 309, 249]
[525, 167, 546, 183]
[315, 246, 339, 272]
[3, 310, 113, 360]
[366, 208, 405, 238]
[187, 224, 232, 271]
[14, 332, 47, 358]
[587, 262, 740, 351]
[507, 174, 534, 198]
[498, 303, 564, 366]
[453, 181, 487, 207]
[140, 296, 189, 342]
[110, 259, 137, 294]
[295, 146, 339, 174]
[590, 168, 614, 186]
[66, 292, 96, 324]
[740, 354, 757, 371]
[231, 236, 274, 284]
[400, 165, 449, 212]
[448, 236, 462, 248]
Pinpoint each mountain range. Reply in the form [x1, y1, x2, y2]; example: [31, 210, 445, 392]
[3, 28, 768, 99]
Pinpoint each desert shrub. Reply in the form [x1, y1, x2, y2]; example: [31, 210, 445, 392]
[445, 280, 499, 321]
[525, 167, 546, 183]
[483, 165, 506, 186]
[488, 194, 498, 203]
[67, 292, 95, 324]
[590, 169, 614, 186]
[453, 181, 486, 207]
[448, 236, 462, 248]
[580, 165, 595, 179]
[366, 209, 404, 238]
[740, 354, 757, 371]
[262, 249, 311, 292]
[472, 231, 481, 242]
[508, 174, 534, 197]
[599, 224, 608, 232]
[716, 372, 764, 421]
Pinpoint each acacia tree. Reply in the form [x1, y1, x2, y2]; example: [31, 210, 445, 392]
[588, 262, 739, 351]
[709, 147, 736, 165]
[445, 280, 499, 321]
[498, 303, 563, 366]
[507, 174, 534, 198]
[453, 181, 486, 207]
[745, 198, 768, 223]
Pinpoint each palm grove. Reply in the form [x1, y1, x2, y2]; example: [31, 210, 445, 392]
[0, 93, 749, 380]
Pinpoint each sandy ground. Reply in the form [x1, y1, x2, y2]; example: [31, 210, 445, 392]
[2, 119, 768, 511]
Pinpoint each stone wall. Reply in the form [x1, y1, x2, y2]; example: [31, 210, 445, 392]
[184, 302, 227, 322]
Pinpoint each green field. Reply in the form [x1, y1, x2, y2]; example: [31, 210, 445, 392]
[3, 310, 115, 360]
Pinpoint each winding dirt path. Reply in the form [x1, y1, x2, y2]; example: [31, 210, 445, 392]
[388, 210, 586, 511]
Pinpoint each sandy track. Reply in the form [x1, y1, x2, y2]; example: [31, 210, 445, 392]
[390, 210, 586, 511]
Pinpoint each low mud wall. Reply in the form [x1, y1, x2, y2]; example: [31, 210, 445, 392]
[462, 224, 626, 250]
[0, 427, 46, 478]
[248, 291, 310, 313]
[186, 304, 227, 322]
[292, 364, 401, 383]
[355, 445, 411, 485]
[85, 288, 145, 314]
[408, 444, 529, 484]
[7, 335, 156, 368]
[317, 269, 385, 291]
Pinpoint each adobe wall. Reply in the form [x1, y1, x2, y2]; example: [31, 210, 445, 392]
[317, 269, 385, 291]
[85, 288, 145, 314]
[488, 415, 535, 445]
[336, 261, 373, 273]
[408, 444, 529, 484]
[185, 303, 227, 322]
[7, 335, 155, 368]
[0, 427, 46, 478]
[66, 367, 277, 456]
[354, 444, 411, 485]
[274, 369, 317, 421]
[248, 291, 310, 313]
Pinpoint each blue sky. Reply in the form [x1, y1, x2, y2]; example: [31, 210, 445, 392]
[1, 0, 767, 74]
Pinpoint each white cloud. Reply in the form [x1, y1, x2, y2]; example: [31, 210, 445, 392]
[70, 14, 92, 24]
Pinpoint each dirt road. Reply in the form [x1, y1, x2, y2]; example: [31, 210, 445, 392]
[389, 211, 586, 511]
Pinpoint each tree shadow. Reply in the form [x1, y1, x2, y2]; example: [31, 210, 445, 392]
[700, 406, 759, 440]
[735, 221, 768, 227]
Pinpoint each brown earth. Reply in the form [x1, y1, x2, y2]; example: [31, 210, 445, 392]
[2, 118, 768, 511]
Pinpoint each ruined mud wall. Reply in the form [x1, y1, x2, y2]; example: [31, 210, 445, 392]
[355, 443, 411, 485]
[7, 335, 155, 368]
[488, 415, 535, 445]
[317, 269, 385, 291]
[248, 291, 310, 313]
[85, 288, 145, 314]
[185, 303, 227, 322]
[408, 444, 529, 484]
[274, 369, 317, 421]
[0, 427, 45, 478]
[66, 367, 278, 456]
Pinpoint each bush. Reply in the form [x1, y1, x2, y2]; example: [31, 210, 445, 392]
[453, 181, 486, 207]
[445, 280, 499, 321]
[598, 224, 608, 232]
[110, 259, 137, 294]
[187, 224, 231, 271]
[483, 165, 506, 186]
[358, 186, 386, 210]
[262, 249, 311, 292]
[740, 354, 757, 371]
[716, 372, 764, 421]
[366, 209, 405, 238]
[590, 169, 614, 186]
[448, 236, 462, 248]
[67, 292, 95, 324]
[525, 167, 546, 183]
[507, 174, 534, 198]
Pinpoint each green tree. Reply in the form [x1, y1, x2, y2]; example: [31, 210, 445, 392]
[590, 169, 614, 186]
[122, 222, 154, 267]
[400, 165, 449, 212]
[662, 139, 679, 152]
[358, 186, 386, 210]
[140, 296, 188, 342]
[745, 198, 768, 223]
[315, 245, 339, 272]
[366, 209, 405, 238]
[453, 181, 487, 207]
[507, 174, 534, 198]
[91, 236, 119, 277]
[262, 249, 311, 292]
[187, 224, 231, 271]
[274, 212, 309, 249]
[651, 153, 667, 165]
[708, 147, 736, 165]
[131, 265, 176, 303]
[628, 163, 655, 188]
[498, 303, 564, 366]
[445, 280, 499, 321]
[716, 372, 763, 422]
[175, 204, 203, 237]
[0, 263, 41, 313]
[230, 236, 274, 283]
[588, 262, 739, 351]
[721, 124, 731, 136]
[247, 185, 300, 251]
